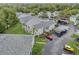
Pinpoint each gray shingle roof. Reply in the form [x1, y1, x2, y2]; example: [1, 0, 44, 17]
[34, 20, 54, 29]
[26, 17, 42, 26]
[19, 16, 33, 25]
[0, 34, 34, 55]
[16, 13, 42, 26]
[18, 13, 31, 19]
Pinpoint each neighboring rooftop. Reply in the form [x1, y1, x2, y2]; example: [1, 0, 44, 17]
[0, 34, 34, 55]
[26, 17, 42, 26]
[17, 13, 32, 19]
[34, 20, 55, 29]
[19, 16, 33, 25]
[16, 12, 52, 27]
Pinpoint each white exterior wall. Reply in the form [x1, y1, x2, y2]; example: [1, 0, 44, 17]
[34, 28, 43, 35]
[38, 12, 43, 17]
[70, 16, 77, 25]
[53, 11, 59, 17]
[24, 25, 27, 32]
[45, 28, 50, 32]
[23, 25, 31, 33]
[70, 17, 76, 22]
[47, 12, 51, 19]
[49, 24, 55, 30]
[22, 25, 27, 31]
[24, 25, 32, 32]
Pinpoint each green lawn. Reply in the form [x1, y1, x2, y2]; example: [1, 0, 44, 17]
[72, 34, 79, 38]
[67, 41, 76, 48]
[4, 22, 31, 34]
[32, 43, 44, 55]
[32, 36, 47, 55]
[35, 36, 47, 42]
[76, 24, 79, 29]
[70, 34, 79, 55]
[67, 40, 79, 55]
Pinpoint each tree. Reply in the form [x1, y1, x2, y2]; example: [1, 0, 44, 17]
[31, 8, 40, 15]
[3, 7, 18, 27]
[59, 7, 79, 20]
[0, 6, 18, 30]
[0, 22, 5, 33]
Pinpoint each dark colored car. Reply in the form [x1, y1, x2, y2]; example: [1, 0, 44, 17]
[58, 20, 68, 25]
[46, 35, 53, 41]
[55, 24, 59, 27]
[55, 30, 67, 37]
[75, 38, 79, 42]
[54, 32, 61, 37]
[60, 30, 67, 35]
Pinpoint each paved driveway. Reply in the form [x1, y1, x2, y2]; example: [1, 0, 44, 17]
[42, 25, 75, 55]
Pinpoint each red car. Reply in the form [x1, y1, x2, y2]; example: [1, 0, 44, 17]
[46, 35, 53, 41]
